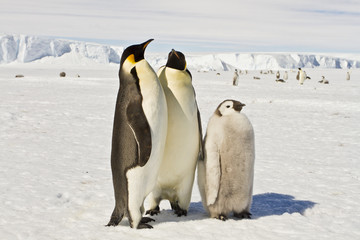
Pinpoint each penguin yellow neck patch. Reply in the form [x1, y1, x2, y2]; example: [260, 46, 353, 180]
[126, 54, 136, 64]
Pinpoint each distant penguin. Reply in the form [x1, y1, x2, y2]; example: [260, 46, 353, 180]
[233, 69, 239, 86]
[319, 76, 329, 84]
[276, 71, 280, 79]
[283, 71, 288, 80]
[296, 70, 300, 80]
[146, 49, 203, 217]
[346, 71, 350, 80]
[198, 100, 255, 221]
[299, 68, 306, 85]
[107, 39, 168, 229]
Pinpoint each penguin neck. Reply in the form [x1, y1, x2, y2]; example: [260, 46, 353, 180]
[164, 67, 191, 87]
[136, 60, 159, 94]
[121, 57, 138, 74]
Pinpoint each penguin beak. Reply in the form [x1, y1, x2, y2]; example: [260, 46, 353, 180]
[142, 39, 154, 51]
[234, 102, 246, 112]
[172, 49, 180, 59]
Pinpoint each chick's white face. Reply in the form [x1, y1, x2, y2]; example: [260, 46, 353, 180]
[218, 100, 237, 116]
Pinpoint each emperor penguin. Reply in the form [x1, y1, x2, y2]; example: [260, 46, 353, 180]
[198, 100, 255, 221]
[319, 76, 329, 84]
[276, 71, 280, 80]
[233, 69, 239, 86]
[146, 49, 203, 217]
[346, 71, 350, 80]
[298, 68, 306, 85]
[283, 71, 288, 80]
[107, 39, 168, 229]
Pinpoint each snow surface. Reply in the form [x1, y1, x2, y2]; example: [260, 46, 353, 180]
[1, 59, 359, 239]
[1, 35, 360, 71]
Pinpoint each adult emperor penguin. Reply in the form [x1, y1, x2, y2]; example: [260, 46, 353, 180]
[283, 71, 288, 80]
[298, 68, 306, 85]
[198, 99, 255, 221]
[346, 71, 351, 80]
[146, 49, 203, 217]
[107, 39, 168, 229]
[233, 69, 239, 86]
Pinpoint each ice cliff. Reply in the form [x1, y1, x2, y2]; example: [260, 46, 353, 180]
[1, 34, 358, 70]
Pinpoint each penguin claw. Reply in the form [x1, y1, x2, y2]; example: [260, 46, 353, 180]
[137, 223, 153, 229]
[175, 208, 187, 217]
[141, 217, 155, 223]
[234, 211, 252, 219]
[171, 202, 187, 217]
[146, 206, 160, 216]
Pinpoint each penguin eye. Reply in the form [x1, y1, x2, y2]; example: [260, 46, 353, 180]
[226, 105, 230, 108]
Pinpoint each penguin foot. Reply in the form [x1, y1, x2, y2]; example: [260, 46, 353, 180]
[170, 202, 187, 217]
[140, 217, 155, 224]
[234, 211, 252, 219]
[174, 208, 187, 217]
[146, 206, 160, 216]
[216, 214, 228, 221]
[170, 201, 178, 210]
[137, 223, 153, 229]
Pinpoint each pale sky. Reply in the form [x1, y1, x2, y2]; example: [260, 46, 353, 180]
[1, 0, 359, 53]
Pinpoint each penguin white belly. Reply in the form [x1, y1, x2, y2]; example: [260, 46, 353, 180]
[299, 71, 306, 84]
[157, 67, 200, 196]
[126, 60, 168, 224]
[158, 111, 199, 188]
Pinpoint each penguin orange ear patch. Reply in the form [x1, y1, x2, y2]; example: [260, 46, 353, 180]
[127, 54, 136, 64]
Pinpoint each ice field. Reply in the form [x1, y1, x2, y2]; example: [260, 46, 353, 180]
[1, 61, 359, 239]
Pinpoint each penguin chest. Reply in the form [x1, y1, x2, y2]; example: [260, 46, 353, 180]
[134, 60, 167, 172]
[136, 60, 167, 139]
[158, 69, 199, 185]
[218, 115, 255, 194]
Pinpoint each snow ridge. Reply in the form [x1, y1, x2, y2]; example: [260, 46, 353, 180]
[1, 34, 359, 70]
[0, 34, 123, 64]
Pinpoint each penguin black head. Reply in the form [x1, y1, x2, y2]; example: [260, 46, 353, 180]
[215, 99, 246, 117]
[298, 68, 302, 70]
[120, 39, 154, 67]
[166, 49, 187, 71]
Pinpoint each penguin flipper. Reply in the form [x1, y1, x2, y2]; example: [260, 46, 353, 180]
[126, 98, 152, 167]
[205, 146, 221, 206]
[197, 106, 204, 161]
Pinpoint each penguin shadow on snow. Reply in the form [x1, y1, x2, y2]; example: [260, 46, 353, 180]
[250, 193, 316, 219]
[148, 193, 316, 225]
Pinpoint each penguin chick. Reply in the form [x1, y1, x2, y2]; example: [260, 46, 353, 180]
[198, 99, 255, 221]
